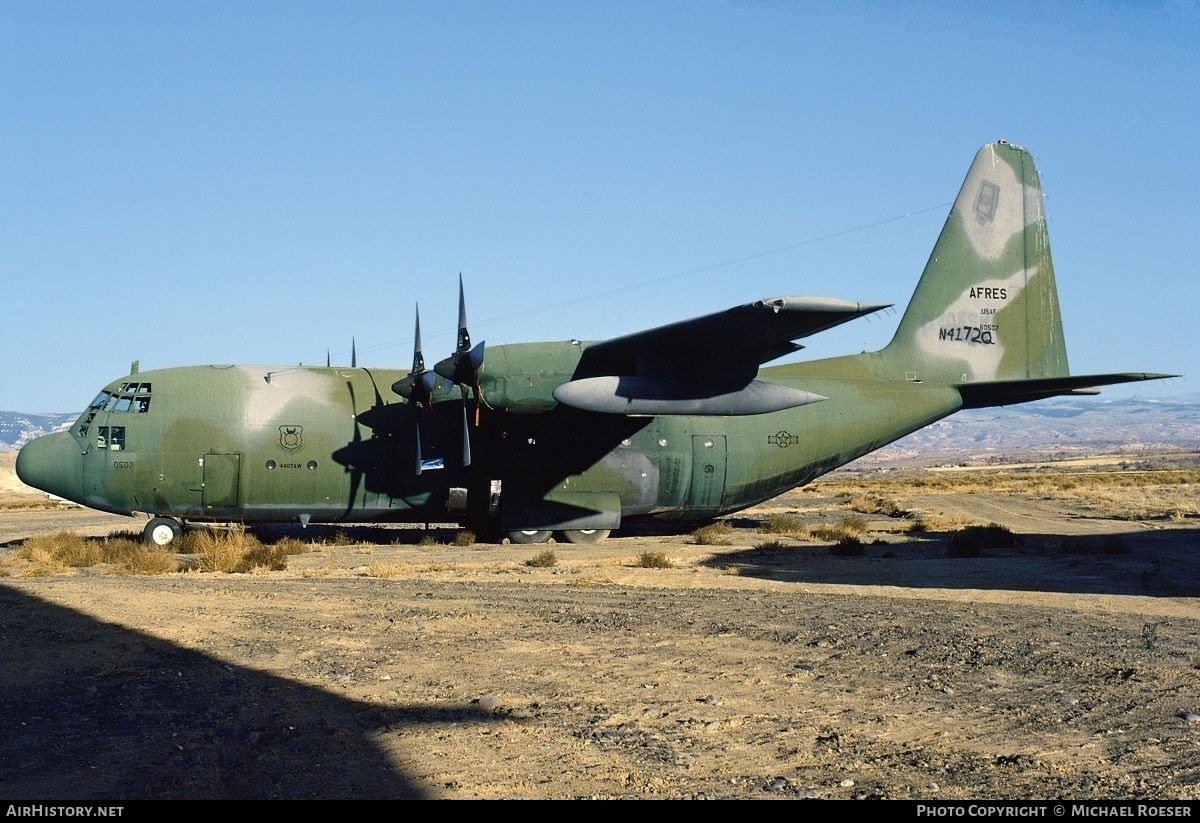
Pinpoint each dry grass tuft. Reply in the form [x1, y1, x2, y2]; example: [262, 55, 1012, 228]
[184, 527, 288, 573]
[635, 551, 672, 568]
[452, 530, 476, 547]
[526, 550, 558, 568]
[362, 563, 409, 578]
[759, 514, 807, 536]
[808, 514, 869, 542]
[13, 530, 177, 575]
[753, 539, 789, 552]
[690, 521, 733, 545]
[845, 494, 910, 518]
[417, 534, 441, 547]
[0, 498, 68, 511]
[100, 536, 177, 575]
[273, 537, 309, 556]
[19, 531, 100, 567]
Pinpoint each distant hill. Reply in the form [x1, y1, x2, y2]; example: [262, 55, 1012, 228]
[0, 411, 75, 452]
[857, 394, 1200, 468]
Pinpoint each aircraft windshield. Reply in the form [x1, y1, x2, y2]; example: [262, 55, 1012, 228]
[72, 383, 153, 439]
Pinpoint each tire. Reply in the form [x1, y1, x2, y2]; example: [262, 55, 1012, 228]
[561, 528, 610, 544]
[507, 529, 553, 544]
[143, 517, 183, 547]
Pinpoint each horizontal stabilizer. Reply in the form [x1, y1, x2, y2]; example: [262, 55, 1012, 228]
[554, 376, 827, 416]
[958, 373, 1177, 408]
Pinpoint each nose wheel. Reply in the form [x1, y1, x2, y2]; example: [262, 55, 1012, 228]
[143, 517, 183, 547]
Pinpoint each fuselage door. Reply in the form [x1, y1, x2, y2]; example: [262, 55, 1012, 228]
[203, 453, 241, 509]
[689, 435, 727, 512]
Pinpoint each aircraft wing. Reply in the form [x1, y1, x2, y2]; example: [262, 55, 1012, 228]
[555, 296, 889, 416]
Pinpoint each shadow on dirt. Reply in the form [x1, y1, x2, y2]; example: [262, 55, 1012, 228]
[700, 525, 1200, 597]
[0, 585, 499, 799]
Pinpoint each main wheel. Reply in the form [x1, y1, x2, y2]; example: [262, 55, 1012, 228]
[507, 529, 553, 544]
[143, 517, 183, 547]
[561, 528, 610, 544]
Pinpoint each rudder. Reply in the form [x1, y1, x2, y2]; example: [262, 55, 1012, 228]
[885, 142, 1069, 384]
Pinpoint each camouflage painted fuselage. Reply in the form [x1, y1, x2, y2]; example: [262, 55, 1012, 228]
[44, 351, 957, 528]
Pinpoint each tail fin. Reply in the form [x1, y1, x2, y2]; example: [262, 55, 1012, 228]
[885, 142, 1068, 383]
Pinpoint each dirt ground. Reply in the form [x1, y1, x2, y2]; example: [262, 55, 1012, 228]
[2, 471, 1199, 799]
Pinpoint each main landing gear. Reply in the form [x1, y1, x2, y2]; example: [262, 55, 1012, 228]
[505, 528, 612, 544]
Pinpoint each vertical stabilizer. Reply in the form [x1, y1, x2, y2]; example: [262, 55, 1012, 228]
[885, 142, 1068, 383]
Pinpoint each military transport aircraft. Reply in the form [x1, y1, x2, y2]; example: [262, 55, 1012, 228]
[16, 142, 1172, 546]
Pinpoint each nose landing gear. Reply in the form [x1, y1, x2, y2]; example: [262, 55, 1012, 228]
[143, 517, 183, 547]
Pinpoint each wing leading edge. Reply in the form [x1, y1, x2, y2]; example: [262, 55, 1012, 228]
[554, 296, 888, 416]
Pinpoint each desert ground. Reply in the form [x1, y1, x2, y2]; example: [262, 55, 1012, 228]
[1, 450, 1198, 799]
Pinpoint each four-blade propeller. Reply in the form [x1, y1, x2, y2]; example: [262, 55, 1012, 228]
[390, 276, 485, 470]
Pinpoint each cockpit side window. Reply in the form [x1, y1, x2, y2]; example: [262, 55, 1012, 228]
[96, 426, 126, 450]
[74, 391, 112, 438]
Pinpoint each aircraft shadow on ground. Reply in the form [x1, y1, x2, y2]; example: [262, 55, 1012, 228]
[700, 525, 1200, 598]
[0, 585, 499, 799]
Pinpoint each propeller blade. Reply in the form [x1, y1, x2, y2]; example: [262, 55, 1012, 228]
[351, 337, 357, 368]
[414, 417, 423, 475]
[455, 273, 470, 353]
[392, 305, 436, 406]
[411, 304, 425, 374]
[460, 387, 472, 467]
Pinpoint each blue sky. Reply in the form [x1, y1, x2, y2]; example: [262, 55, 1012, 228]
[3, 0, 1197, 412]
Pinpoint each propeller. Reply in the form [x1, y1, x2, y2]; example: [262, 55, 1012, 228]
[351, 337, 357, 368]
[391, 305, 438, 474]
[433, 275, 485, 467]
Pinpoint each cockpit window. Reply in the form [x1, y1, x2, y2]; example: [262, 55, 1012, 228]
[73, 383, 152, 440]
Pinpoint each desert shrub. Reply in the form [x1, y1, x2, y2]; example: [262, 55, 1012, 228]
[810, 514, 868, 542]
[691, 521, 733, 545]
[100, 535, 178, 574]
[418, 534, 441, 547]
[830, 537, 864, 556]
[185, 527, 287, 573]
[19, 531, 99, 567]
[452, 530, 476, 547]
[526, 550, 558, 568]
[362, 564, 407, 578]
[236, 542, 289, 572]
[635, 551, 672, 568]
[273, 537, 309, 555]
[946, 523, 1016, 557]
[753, 539, 788, 552]
[760, 514, 806, 536]
[846, 494, 909, 518]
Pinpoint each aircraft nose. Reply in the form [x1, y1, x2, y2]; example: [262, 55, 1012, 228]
[15, 432, 83, 503]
